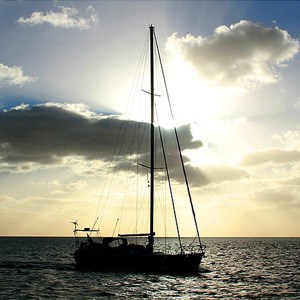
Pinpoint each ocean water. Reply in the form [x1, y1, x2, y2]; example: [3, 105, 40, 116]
[0, 237, 299, 299]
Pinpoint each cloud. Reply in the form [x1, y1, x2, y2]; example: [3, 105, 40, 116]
[0, 103, 202, 172]
[252, 187, 300, 208]
[293, 98, 300, 110]
[42, 102, 100, 118]
[67, 180, 87, 190]
[273, 130, 300, 150]
[0, 103, 252, 187]
[50, 189, 67, 195]
[0, 63, 36, 88]
[280, 176, 300, 186]
[0, 104, 120, 165]
[0, 162, 37, 173]
[163, 163, 248, 188]
[240, 149, 300, 166]
[202, 165, 249, 184]
[8, 103, 29, 111]
[17, 5, 98, 30]
[240, 130, 300, 167]
[31, 179, 62, 187]
[166, 20, 299, 88]
[0, 195, 14, 203]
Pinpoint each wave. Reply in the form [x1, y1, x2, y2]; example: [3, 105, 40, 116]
[0, 260, 75, 272]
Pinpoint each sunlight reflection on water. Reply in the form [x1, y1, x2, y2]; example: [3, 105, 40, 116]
[0, 237, 299, 299]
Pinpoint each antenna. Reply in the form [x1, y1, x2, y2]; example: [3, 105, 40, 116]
[71, 219, 78, 231]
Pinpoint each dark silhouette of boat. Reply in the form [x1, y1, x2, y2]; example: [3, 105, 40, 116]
[73, 25, 205, 274]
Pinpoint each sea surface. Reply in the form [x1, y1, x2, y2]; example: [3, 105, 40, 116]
[0, 237, 299, 299]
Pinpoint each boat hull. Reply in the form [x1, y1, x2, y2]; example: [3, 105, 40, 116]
[74, 247, 203, 274]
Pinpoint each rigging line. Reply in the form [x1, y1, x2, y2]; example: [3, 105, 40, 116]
[103, 37, 148, 222]
[135, 48, 150, 234]
[153, 173, 168, 244]
[123, 123, 148, 235]
[117, 116, 143, 233]
[98, 118, 129, 223]
[154, 31, 204, 252]
[155, 105, 184, 253]
[136, 117, 147, 234]
[125, 31, 149, 117]
[136, 121, 150, 233]
[93, 32, 149, 225]
[96, 99, 141, 224]
[153, 32, 174, 120]
[93, 118, 126, 224]
[90, 216, 99, 233]
[118, 31, 149, 233]
[164, 172, 168, 253]
[135, 100, 149, 232]
[136, 149, 139, 237]
[118, 104, 149, 234]
[159, 139, 168, 251]
[136, 123, 140, 236]
[116, 140, 135, 232]
[132, 182, 148, 234]
[112, 218, 119, 237]
[134, 165, 150, 235]
[153, 115, 168, 241]
[100, 117, 136, 223]
[117, 156, 133, 235]
[162, 170, 167, 253]
[135, 125, 149, 233]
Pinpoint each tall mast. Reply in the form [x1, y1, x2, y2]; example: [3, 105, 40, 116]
[148, 25, 155, 253]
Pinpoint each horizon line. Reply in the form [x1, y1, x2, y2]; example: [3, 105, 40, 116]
[0, 235, 299, 238]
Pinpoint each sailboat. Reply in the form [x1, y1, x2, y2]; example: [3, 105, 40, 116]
[73, 25, 205, 274]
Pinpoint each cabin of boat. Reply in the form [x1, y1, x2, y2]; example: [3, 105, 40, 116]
[74, 235, 202, 274]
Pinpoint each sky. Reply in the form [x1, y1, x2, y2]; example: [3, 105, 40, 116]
[0, 1, 300, 237]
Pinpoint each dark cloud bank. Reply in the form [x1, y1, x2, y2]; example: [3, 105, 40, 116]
[0, 104, 205, 183]
[0, 105, 122, 164]
[0, 104, 201, 161]
[0, 104, 249, 187]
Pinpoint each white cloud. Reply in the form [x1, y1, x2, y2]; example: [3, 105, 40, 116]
[67, 180, 88, 190]
[50, 189, 67, 195]
[273, 130, 300, 150]
[0, 63, 36, 88]
[166, 20, 299, 88]
[0, 195, 14, 203]
[64, 157, 109, 177]
[41, 102, 101, 119]
[280, 176, 300, 186]
[252, 187, 299, 208]
[0, 162, 38, 173]
[31, 179, 62, 187]
[85, 5, 98, 25]
[293, 98, 300, 110]
[241, 148, 300, 166]
[9, 103, 29, 111]
[202, 164, 249, 184]
[17, 5, 98, 30]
